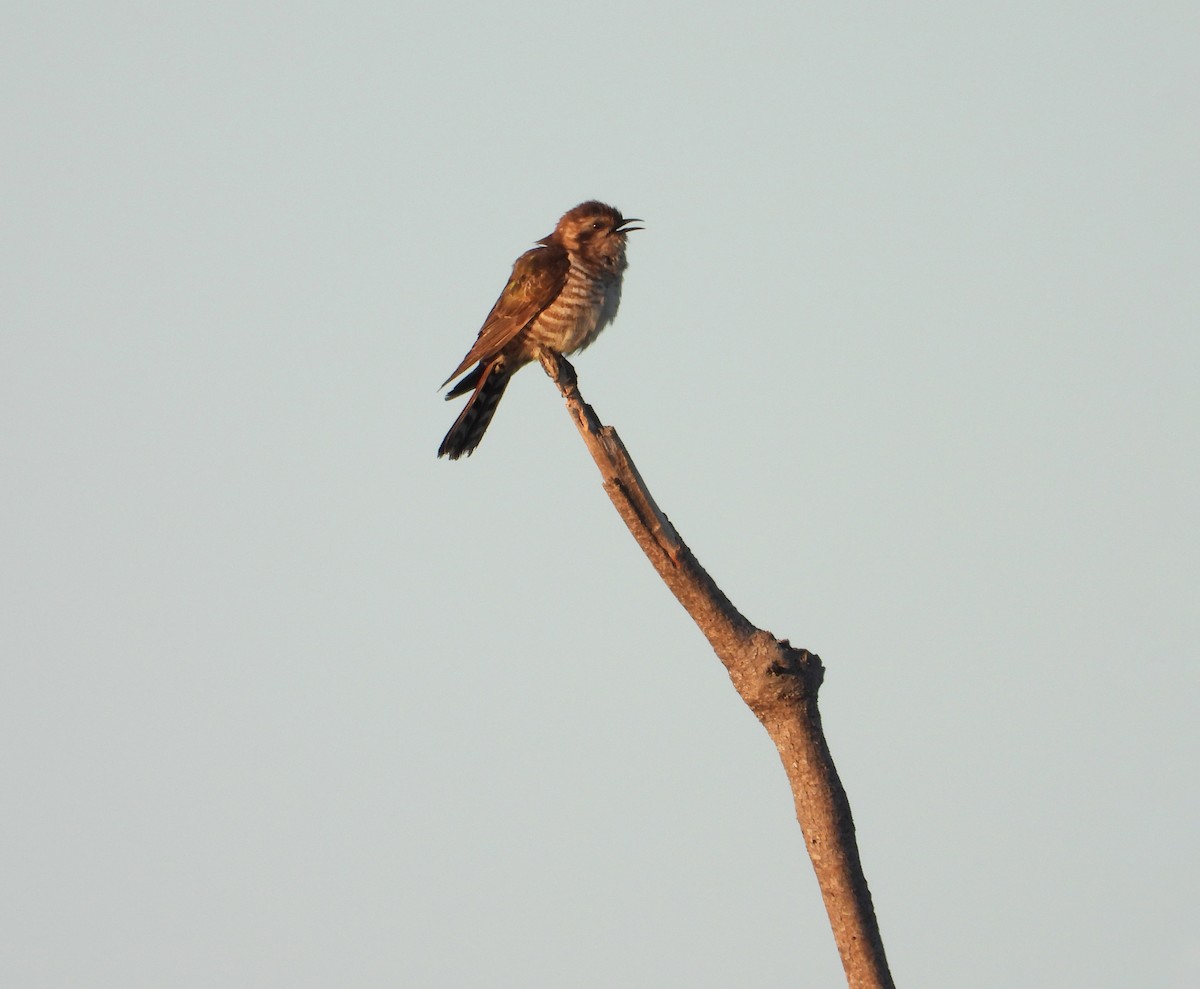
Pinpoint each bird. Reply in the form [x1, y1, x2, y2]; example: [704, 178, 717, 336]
[438, 200, 641, 459]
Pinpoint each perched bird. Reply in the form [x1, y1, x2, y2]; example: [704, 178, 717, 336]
[438, 201, 641, 459]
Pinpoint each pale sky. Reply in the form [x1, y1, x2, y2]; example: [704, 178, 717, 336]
[4, 3, 1198, 987]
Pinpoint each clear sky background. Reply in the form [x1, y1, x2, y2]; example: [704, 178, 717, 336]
[4, 3, 1197, 987]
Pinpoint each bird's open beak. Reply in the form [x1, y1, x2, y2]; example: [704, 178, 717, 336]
[615, 218, 644, 233]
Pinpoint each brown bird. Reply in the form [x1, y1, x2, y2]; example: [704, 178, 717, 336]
[438, 201, 641, 459]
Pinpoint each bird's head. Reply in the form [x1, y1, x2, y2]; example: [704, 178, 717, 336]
[542, 201, 642, 269]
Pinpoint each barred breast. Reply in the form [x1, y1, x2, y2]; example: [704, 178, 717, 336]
[526, 257, 624, 357]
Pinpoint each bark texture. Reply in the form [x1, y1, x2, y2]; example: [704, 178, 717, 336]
[539, 351, 895, 989]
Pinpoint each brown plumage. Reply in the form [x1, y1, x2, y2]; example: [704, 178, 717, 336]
[438, 201, 640, 459]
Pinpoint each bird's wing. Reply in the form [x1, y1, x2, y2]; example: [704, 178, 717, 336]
[441, 244, 569, 388]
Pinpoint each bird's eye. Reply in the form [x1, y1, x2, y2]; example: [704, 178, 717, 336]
[591, 221, 603, 230]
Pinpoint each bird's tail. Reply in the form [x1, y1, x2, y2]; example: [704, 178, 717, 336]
[438, 359, 512, 459]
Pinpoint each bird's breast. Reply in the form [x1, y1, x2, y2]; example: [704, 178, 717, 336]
[527, 261, 623, 356]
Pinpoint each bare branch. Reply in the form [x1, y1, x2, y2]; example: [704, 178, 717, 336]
[539, 351, 895, 989]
